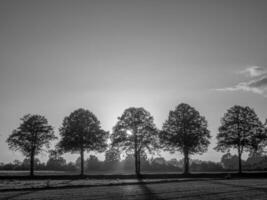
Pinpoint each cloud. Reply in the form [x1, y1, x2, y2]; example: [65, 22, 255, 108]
[248, 76, 267, 88]
[216, 76, 267, 97]
[216, 66, 267, 97]
[240, 66, 267, 77]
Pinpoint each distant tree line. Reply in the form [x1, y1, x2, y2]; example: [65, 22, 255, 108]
[2, 151, 267, 172]
[5, 104, 267, 176]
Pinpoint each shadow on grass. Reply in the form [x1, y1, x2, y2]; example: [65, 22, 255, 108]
[0, 177, 164, 200]
[0, 191, 36, 200]
[1, 178, 267, 200]
[209, 179, 267, 195]
[0, 177, 209, 193]
[1, 177, 267, 198]
[136, 176, 164, 200]
[134, 177, 267, 200]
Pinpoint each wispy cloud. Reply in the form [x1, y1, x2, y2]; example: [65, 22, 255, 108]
[216, 66, 267, 97]
[240, 66, 267, 77]
[216, 77, 267, 94]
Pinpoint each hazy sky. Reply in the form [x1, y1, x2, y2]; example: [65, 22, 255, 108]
[1, 0, 267, 163]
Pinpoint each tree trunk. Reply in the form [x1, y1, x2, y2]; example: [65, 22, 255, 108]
[137, 151, 141, 175]
[30, 150, 35, 176]
[134, 130, 140, 176]
[80, 147, 84, 176]
[183, 150, 189, 175]
[238, 146, 242, 174]
[237, 112, 242, 174]
[134, 154, 139, 175]
[134, 147, 140, 175]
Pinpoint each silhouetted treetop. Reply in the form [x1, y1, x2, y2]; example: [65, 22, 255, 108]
[160, 103, 210, 154]
[57, 108, 108, 175]
[215, 105, 265, 173]
[215, 105, 265, 152]
[111, 107, 159, 153]
[7, 114, 55, 156]
[160, 103, 210, 174]
[111, 107, 159, 175]
[105, 147, 120, 164]
[6, 114, 56, 176]
[58, 108, 108, 153]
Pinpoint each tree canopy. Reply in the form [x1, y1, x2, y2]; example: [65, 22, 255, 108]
[105, 147, 121, 164]
[57, 108, 108, 175]
[111, 107, 159, 175]
[6, 114, 55, 176]
[46, 150, 67, 171]
[215, 105, 266, 173]
[160, 103, 210, 174]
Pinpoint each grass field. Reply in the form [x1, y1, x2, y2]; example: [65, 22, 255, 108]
[1, 170, 264, 176]
[0, 178, 267, 200]
[0, 170, 185, 176]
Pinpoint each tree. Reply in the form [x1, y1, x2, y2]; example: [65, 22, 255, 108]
[85, 155, 101, 171]
[122, 154, 135, 171]
[249, 118, 267, 154]
[57, 108, 108, 176]
[111, 107, 159, 175]
[167, 158, 180, 168]
[105, 147, 120, 164]
[190, 160, 223, 172]
[105, 147, 120, 170]
[151, 157, 167, 171]
[246, 151, 267, 170]
[215, 105, 265, 173]
[160, 103, 210, 174]
[220, 153, 239, 170]
[46, 150, 67, 171]
[151, 157, 166, 166]
[12, 160, 22, 170]
[6, 114, 55, 176]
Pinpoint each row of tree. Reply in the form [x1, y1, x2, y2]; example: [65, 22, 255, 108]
[6, 103, 267, 176]
[2, 152, 267, 172]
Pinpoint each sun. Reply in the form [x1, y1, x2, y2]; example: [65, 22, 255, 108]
[126, 130, 133, 135]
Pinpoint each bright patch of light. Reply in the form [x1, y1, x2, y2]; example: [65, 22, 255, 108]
[126, 130, 133, 135]
[107, 138, 111, 145]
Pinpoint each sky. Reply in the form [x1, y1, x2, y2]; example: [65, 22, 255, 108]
[0, 0, 267, 164]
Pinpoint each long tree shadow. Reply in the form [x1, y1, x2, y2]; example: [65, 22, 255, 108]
[136, 176, 164, 200]
[0, 178, 209, 193]
[0, 191, 36, 200]
[2, 178, 266, 200]
[209, 179, 267, 195]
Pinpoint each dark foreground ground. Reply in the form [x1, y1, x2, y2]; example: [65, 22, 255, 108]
[1, 178, 267, 200]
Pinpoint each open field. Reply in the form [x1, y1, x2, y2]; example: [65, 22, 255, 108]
[1, 170, 266, 176]
[0, 171, 188, 176]
[1, 178, 267, 200]
[1, 170, 267, 181]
